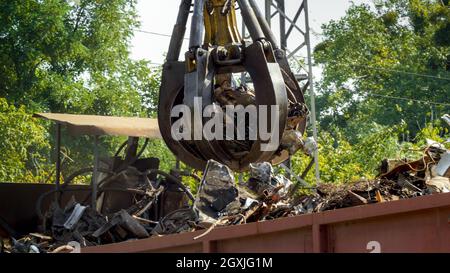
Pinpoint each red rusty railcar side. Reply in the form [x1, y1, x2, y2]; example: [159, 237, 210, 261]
[82, 192, 450, 253]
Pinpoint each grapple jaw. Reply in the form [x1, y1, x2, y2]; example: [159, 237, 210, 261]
[158, 0, 309, 171]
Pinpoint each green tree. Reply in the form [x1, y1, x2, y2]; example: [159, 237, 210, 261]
[0, 0, 157, 116]
[0, 98, 51, 182]
[0, 0, 166, 182]
[314, 0, 450, 141]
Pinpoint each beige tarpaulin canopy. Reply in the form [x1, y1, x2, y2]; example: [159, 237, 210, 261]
[34, 113, 163, 209]
[34, 113, 162, 139]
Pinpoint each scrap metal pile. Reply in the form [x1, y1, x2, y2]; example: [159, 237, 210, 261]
[2, 141, 450, 253]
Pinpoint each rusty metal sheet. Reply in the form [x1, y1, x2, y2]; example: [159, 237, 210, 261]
[0, 183, 90, 234]
[436, 152, 450, 178]
[34, 113, 162, 139]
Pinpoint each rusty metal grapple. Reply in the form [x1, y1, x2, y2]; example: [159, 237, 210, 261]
[158, 0, 309, 171]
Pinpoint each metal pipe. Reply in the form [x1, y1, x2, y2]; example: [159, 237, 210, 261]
[241, 19, 247, 84]
[124, 137, 139, 163]
[55, 123, 61, 195]
[91, 135, 99, 210]
[279, 163, 309, 188]
[304, 0, 320, 183]
[277, 0, 287, 50]
[189, 0, 206, 49]
[167, 0, 192, 61]
[265, 0, 271, 27]
[301, 157, 315, 179]
[248, 0, 280, 49]
[237, 0, 265, 41]
[283, 157, 291, 179]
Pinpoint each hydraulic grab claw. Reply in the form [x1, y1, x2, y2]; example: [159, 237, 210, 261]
[158, 0, 309, 171]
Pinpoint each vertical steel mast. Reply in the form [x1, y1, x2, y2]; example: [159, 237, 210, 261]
[264, 0, 320, 182]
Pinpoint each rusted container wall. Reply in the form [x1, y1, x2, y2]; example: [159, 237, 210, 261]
[0, 183, 90, 234]
[83, 193, 450, 253]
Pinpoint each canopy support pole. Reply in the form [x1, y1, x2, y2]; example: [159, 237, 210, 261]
[55, 123, 62, 202]
[92, 136, 100, 211]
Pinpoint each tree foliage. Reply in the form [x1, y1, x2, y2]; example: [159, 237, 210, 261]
[0, 0, 161, 116]
[293, 122, 448, 184]
[0, 0, 163, 182]
[289, 0, 450, 184]
[0, 98, 50, 182]
[314, 0, 450, 141]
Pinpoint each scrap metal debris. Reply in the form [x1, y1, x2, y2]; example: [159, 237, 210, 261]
[152, 208, 198, 235]
[443, 114, 450, 127]
[436, 151, 450, 178]
[2, 141, 450, 253]
[194, 160, 241, 224]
